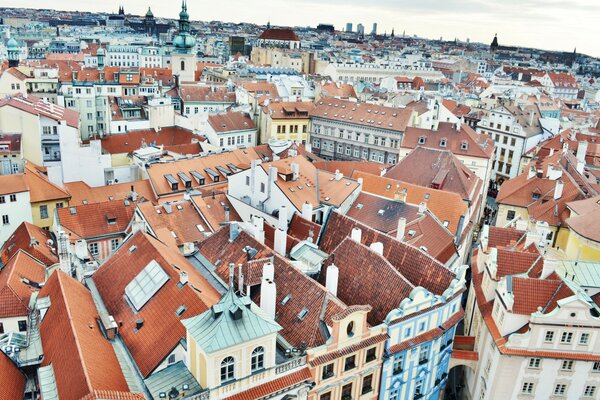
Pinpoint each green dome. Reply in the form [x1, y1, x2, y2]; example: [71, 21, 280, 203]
[146, 7, 154, 18]
[97, 47, 105, 55]
[179, 9, 189, 19]
[173, 33, 196, 52]
[6, 38, 18, 50]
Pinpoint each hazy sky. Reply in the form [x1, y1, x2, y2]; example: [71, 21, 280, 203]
[4, 0, 599, 57]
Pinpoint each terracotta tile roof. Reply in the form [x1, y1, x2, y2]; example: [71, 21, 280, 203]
[262, 101, 315, 120]
[64, 180, 157, 205]
[567, 206, 600, 242]
[39, 271, 134, 400]
[79, 391, 145, 400]
[93, 232, 221, 377]
[100, 127, 197, 155]
[288, 213, 321, 244]
[319, 212, 456, 296]
[146, 148, 261, 198]
[319, 238, 415, 325]
[442, 99, 472, 118]
[401, 121, 494, 159]
[310, 98, 413, 132]
[0, 222, 59, 266]
[487, 226, 525, 249]
[237, 81, 279, 97]
[198, 228, 348, 348]
[0, 173, 28, 196]
[56, 201, 134, 240]
[319, 82, 357, 99]
[495, 248, 542, 279]
[386, 147, 479, 200]
[223, 367, 311, 400]
[312, 160, 389, 178]
[258, 28, 300, 41]
[346, 192, 456, 263]
[0, 95, 79, 128]
[208, 111, 256, 133]
[178, 85, 236, 103]
[0, 351, 25, 399]
[190, 191, 240, 232]
[0, 250, 46, 318]
[352, 171, 468, 234]
[136, 201, 209, 245]
[24, 162, 71, 203]
[309, 332, 388, 366]
[510, 277, 574, 315]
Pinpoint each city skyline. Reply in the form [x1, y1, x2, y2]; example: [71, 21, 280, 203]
[2, 0, 599, 57]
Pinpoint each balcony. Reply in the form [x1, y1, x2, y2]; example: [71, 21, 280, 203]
[41, 133, 60, 143]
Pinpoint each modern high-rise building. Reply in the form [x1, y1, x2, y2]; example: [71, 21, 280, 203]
[356, 23, 365, 36]
[371, 22, 378, 35]
[346, 22, 353, 32]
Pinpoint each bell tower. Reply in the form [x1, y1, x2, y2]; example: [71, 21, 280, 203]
[172, 0, 197, 83]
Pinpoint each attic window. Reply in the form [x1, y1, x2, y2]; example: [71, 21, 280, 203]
[129, 245, 137, 253]
[297, 308, 309, 321]
[424, 193, 430, 200]
[386, 184, 392, 190]
[440, 138, 447, 147]
[532, 192, 541, 200]
[355, 203, 363, 209]
[106, 214, 117, 224]
[69, 207, 77, 215]
[461, 141, 469, 150]
[418, 136, 426, 145]
[175, 305, 187, 316]
[281, 294, 292, 305]
[378, 209, 385, 216]
[443, 220, 449, 227]
[408, 229, 416, 237]
[125, 260, 169, 311]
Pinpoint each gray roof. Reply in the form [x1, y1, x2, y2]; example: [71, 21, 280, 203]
[555, 260, 600, 289]
[182, 288, 281, 353]
[144, 361, 202, 399]
[38, 364, 58, 400]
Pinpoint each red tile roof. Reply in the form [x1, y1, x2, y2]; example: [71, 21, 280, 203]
[64, 180, 157, 205]
[224, 368, 311, 400]
[0, 173, 28, 196]
[178, 85, 236, 103]
[319, 82, 357, 99]
[100, 127, 197, 155]
[208, 111, 256, 133]
[510, 277, 574, 315]
[0, 221, 59, 266]
[136, 201, 209, 246]
[258, 28, 300, 42]
[487, 226, 525, 249]
[93, 232, 221, 377]
[56, 201, 134, 240]
[312, 160, 388, 178]
[0, 95, 79, 128]
[0, 250, 46, 318]
[24, 162, 71, 203]
[0, 352, 25, 399]
[39, 271, 135, 400]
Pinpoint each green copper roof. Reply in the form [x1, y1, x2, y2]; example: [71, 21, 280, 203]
[182, 289, 281, 354]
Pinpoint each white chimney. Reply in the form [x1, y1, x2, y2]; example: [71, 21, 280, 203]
[527, 166, 536, 180]
[262, 261, 274, 281]
[351, 227, 362, 242]
[554, 180, 564, 200]
[370, 242, 384, 256]
[75, 239, 88, 260]
[260, 278, 277, 320]
[576, 141, 588, 164]
[277, 205, 288, 231]
[291, 162, 300, 181]
[252, 215, 265, 244]
[546, 164, 562, 180]
[179, 271, 188, 286]
[528, 111, 534, 126]
[302, 201, 313, 221]
[549, 147, 555, 157]
[325, 264, 339, 296]
[274, 228, 287, 256]
[305, 143, 312, 153]
[418, 202, 427, 214]
[541, 258, 558, 279]
[481, 224, 490, 253]
[455, 118, 462, 131]
[334, 169, 343, 181]
[396, 217, 406, 241]
[576, 160, 585, 174]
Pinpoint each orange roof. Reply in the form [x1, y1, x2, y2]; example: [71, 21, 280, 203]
[56, 200, 134, 240]
[0, 222, 59, 266]
[319, 82, 357, 99]
[178, 85, 236, 103]
[0, 173, 28, 196]
[224, 368, 311, 400]
[64, 180, 157, 205]
[262, 101, 315, 120]
[312, 160, 388, 177]
[39, 271, 135, 400]
[208, 111, 256, 132]
[24, 162, 71, 203]
[0, 251, 46, 318]
[100, 127, 197, 155]
[93, 232, 221, 377]
[352, 171, 468, 234]
[0, 95, 79, 128]
[136, 201, 210, 245]
[258, 28, 300, 42]
[0, 352, 25, 399]
[190, 192, 241, 232]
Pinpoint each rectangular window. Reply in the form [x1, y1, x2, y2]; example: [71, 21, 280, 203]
[260, 182, 265, 193]
[40, 205, 49, 219]
[521, 382, 534, 394]
[56, 202, 64, 209]
[361, 374, 373, 395]
[584, 386, 596, 397]
[393, 355, 403, 374]
[344, 355, 356, 371]
[0, 196, 4, 204]
[561, 332, 573, 344]
[528, 358, 541, 369]
[561, 360, 574, 371]
[9, 194, 16, 202]
[554, 384, 567, 396]
[580, 333, 590, 345]
[415, 379, 423, 395]
[419, 346, 428, 364]
[365, 347, 376, 363]
[545, 331, 555, 342]
[0, 322, 3, 334]
[322, 363, 334, 380]
[89, 242, 99, 256]
[18, 320, 27, 332]
[2, 215, 9, 225]
[110, 238, 120, 252]
[320, 393, 331, 400]
[506, 210, 516, 220]
[341, 383, 352, 399]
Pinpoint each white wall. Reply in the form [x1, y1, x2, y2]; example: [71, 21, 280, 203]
[0, 190, 32, 247]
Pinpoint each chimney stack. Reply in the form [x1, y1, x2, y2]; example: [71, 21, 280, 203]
[291, 162, 300, 181]
[394, 188, 407, 203]
[396, 217, 406, 241]
[274, 228, 287, 256]
[370, 242, 384, 256]
[277, 205, 288, 230]
[554, 180, 564, 200]
[179, 271, 188, 286]
[351, 227, 362, 242]
[251, 216, 265, 243]
[325, 264, 339, 296]
[481, 224, 490, 253]
[528, 111, 534, 126]
[418, 202, 427, 214]
[260, 262, 276, 319]
[334, 169, 343, 181]
[229, 221, 240, 242]
[527, 165, 536, 180]
[576, 140, 588, 164]
[302, 201, 313, 221]
[541, 258, 558, 279]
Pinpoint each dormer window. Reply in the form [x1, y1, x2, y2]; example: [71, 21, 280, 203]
[440, 138, 447, 147]
[461, 141, 468, 150]
[418, 136, 426, 145]
[220, 356, 235, 383]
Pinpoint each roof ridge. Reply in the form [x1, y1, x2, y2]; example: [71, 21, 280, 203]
[55, 271, 95, 394]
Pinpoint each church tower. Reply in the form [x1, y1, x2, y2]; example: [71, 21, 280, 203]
[6, 37, 19, 68]
[171, 0, 197, 83]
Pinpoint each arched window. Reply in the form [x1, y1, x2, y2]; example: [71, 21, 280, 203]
[220, 356, 235, 382]
[251, 347, 265, 372]
[180, 60, 185, 71]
